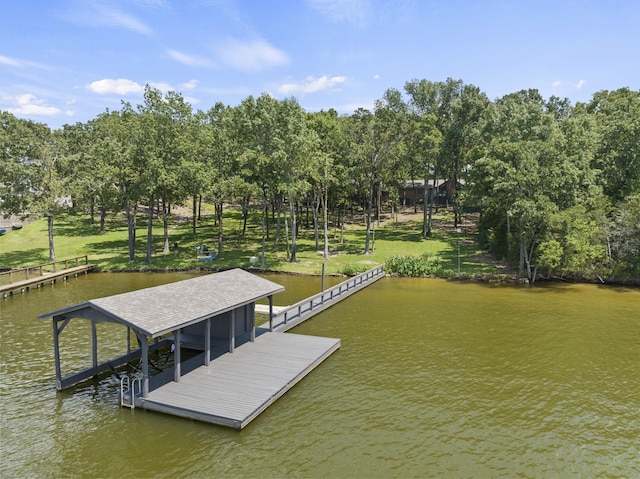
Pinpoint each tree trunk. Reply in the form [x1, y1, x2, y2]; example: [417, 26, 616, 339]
[217, 202, 223, 257]
[323, 185, 329, 260]
[261, 200, 266, 268]
[422, 175, 429, 238]
[99, 207, 106, 234]
[275, 197, 282, 243]
[289, 193, 297, 262]
[162, 200, 170, 255]
[412, 178, 417, 213]
[364, 183, 374, 254]
[518, 218, 525, 278]
[125, 199, 135, 260]
[242, 196, 249, 237]
[192, 195, 197, 234]
[47, 215, 56, 261]
[90, 197, 95, 225]
[146, 198, 154, 264]
[313, 190, 319, 251]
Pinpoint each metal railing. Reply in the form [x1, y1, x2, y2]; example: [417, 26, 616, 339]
[271, 264, 385, 331]
[0, 256, 89, 286]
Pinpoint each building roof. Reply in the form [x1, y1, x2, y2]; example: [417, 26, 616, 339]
[38, 269, 284, 338]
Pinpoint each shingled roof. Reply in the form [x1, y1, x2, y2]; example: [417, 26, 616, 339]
[38, 269, 284, 338]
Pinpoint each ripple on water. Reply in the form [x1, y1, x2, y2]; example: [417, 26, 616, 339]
[1, 275, 638, 478]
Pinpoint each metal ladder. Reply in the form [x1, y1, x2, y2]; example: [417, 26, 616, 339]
[120, 373, 142, 408]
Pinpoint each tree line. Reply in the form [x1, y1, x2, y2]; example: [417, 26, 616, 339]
[1, 79, 638, 281]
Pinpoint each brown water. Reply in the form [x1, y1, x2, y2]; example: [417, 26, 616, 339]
[1, 272, 638, 478]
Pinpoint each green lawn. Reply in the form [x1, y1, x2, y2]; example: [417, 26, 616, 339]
[0, 208, 505, 278]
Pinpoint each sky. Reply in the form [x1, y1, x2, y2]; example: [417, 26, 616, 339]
[1, 0, 639, 130]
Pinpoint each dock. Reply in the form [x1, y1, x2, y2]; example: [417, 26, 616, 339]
[39, 267, 383, 430]
[1, 256, 96, 298]
[139, 331, 340, 429]
[268, 264, 385, 332]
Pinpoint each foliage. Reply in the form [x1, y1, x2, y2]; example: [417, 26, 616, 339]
[385, 253, 444, 277]
[1, 80, 638, 282]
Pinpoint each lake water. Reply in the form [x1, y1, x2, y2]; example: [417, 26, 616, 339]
[1, 272, 638, 478]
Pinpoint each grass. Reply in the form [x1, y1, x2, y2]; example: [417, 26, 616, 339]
[0, 206, 507, 278]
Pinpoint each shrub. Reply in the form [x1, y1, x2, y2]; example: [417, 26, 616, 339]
[385, 253, 443, 277]
[338, 263, 370, 276]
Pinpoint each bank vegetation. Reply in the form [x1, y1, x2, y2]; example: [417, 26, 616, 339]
[1, 79, 638, 284]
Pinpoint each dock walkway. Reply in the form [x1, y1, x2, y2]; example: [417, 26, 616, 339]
[138, 331, 340, 429]
[1, 257, 96, 298]
[268, 264, 385, 332]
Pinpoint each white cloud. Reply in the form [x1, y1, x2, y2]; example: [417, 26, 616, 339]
[149, 82, 174, 92]
[576, 80, 587, 89]
[307, 0, 370, 27]
[167, 49, 212, 68]
[373, 74, 379, 79]
[180, 80, 199, 90]
[0, 54, 22, 67]
[86, 78, 144, 95]
[216, 39, 289, 71]
[552, 80, 562, 87]
[6, 93, 70, 117]
[0, 54, 49, 69]
[278, 75, 347, 95]
[59, 2, 152, 36]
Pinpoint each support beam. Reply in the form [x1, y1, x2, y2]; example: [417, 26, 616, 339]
[229, 310, 235, 353]
[138, 333, 149, 398]
[268, 295, 274, 332]
[52, 318, 62, 390]
[174, 329, 181, 382]
[205, 318, 211, 366]
[91, 320, 98, 370]
[250, 304, 255, 342]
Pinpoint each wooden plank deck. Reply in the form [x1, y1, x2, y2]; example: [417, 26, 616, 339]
[1, 264, 96, 298]
[137, 332, 340, 429]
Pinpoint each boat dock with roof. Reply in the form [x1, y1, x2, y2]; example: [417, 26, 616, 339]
[38, 266, 383, 429]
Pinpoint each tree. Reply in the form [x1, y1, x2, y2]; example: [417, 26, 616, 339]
[610, 194, 640, 276]
[471, 90, 563, 282]
[137, 86, 192, 263]
[346, 89, 405, 254]
[587, 88, 640, 202]
[0, 112, 37, 217]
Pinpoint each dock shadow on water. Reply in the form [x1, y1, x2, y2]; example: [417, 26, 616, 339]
[1, 272, 638, 478]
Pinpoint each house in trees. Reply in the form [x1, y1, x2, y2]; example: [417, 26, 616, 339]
[398, 178, 465, 207]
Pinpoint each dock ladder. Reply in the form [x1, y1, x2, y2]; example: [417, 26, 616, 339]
[120, 373, 142, 408]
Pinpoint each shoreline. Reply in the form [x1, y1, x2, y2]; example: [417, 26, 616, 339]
[91, 266, 640, 287]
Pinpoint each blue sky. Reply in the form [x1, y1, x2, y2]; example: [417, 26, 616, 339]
[1, 0, 638, 129]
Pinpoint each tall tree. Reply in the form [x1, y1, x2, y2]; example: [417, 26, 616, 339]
[137, 86, 192, 263]
[587, 88, 640, 202]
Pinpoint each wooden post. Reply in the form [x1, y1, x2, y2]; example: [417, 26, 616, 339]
[249, 304, 255, 342]
[204, 319, 211, 366]
[139, 334, 149, 397]
[268, 295, 274, 331]
[229, 310, 235, 353]
[52, 318, 62, 390]
[91, 320, 98, 370]
[174, 329, 181, 382]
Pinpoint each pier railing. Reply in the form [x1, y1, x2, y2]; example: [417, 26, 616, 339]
[0, 256, 90, 286]
[270, 264, 385, 332]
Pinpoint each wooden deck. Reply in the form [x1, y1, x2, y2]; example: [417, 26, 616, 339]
[1, 264, 96, 298]
[136, 332, 340, 429]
